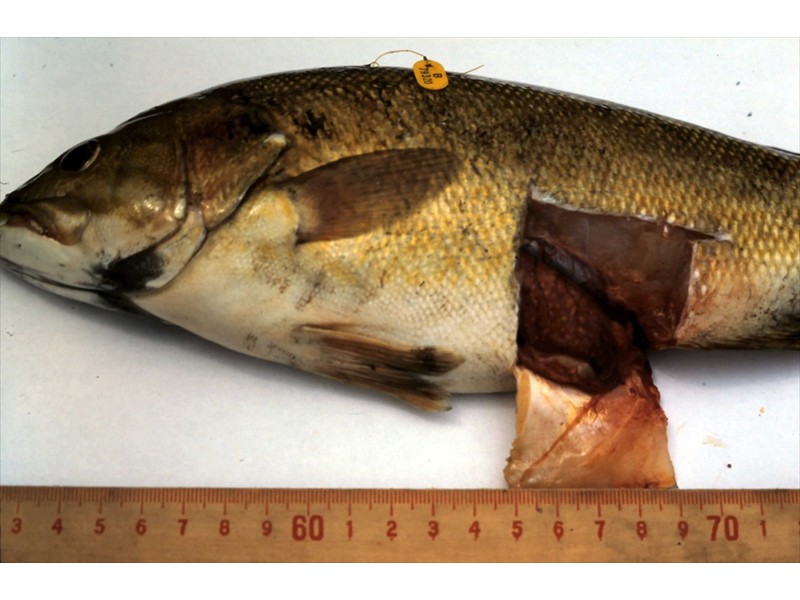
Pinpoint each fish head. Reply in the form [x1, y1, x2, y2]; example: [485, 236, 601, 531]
[0, 95, 287, 308]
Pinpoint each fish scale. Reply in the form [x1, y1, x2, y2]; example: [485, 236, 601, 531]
[0, 64, 797, 488]
[234, 66, 797, 348]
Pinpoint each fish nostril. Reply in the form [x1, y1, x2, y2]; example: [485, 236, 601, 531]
[60, 139, 101, 172]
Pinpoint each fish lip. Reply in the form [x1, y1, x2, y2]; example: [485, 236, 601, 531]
[0, 209, 49, 237]
[0, 197, 89, 245]
[0, 201, 56, 237]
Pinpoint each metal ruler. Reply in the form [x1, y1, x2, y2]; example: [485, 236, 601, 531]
[1, 487, 797, 562]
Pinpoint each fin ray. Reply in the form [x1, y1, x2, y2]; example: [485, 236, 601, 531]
[282, 148, 460, 243]
[295, 324, 465, 411]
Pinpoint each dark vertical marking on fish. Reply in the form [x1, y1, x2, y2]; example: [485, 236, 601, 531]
[225, 107, 274, 139]
[98, 248, 164, 292]
[298, 109, 328, 139]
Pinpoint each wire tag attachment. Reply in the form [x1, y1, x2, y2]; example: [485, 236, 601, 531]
[370, 50, 449, 91]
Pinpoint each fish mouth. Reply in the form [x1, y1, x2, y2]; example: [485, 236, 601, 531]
[0, 205, 51, 236]
[0, 201, 102, 296]
[0, 202, 48, 235]
[0, 196, 90, 245]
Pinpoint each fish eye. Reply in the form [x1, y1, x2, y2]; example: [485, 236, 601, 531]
[60, 139, 101, 172]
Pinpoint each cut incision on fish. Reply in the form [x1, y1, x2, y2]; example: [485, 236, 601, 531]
[506, 195, 719, 488]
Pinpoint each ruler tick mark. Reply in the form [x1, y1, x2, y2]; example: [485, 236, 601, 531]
[3, 487, 797, 562]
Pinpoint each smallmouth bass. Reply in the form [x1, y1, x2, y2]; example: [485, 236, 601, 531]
[1, 42, 798, 488]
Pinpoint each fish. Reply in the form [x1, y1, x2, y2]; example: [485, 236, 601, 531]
[1, 42, 798, 488]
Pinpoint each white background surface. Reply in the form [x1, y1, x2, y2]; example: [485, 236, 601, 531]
[1, 38, 798, 490]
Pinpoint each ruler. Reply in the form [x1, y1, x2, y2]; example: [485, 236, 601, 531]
[1, 487, 797, 562]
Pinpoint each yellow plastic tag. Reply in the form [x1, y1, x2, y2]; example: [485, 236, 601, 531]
[413, 59, 449, 90]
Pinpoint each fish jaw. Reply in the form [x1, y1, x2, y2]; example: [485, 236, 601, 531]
[0, 213, 110, 307]
[0, 198, 209, 309]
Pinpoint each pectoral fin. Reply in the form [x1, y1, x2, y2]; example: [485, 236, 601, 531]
[295, 324, 465, 411]
[280, 148, 460, 243]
